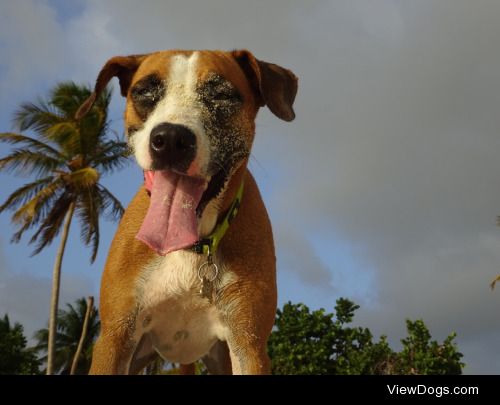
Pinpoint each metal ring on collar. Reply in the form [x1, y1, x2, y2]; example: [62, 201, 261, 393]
[197, 261, 219, 282]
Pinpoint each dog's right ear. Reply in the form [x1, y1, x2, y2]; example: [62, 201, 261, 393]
[76, 54, 148, 120]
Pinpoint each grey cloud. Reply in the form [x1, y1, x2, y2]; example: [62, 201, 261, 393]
[274, 220, 333, 288]
[75, 0, 500, 373]
[2, 0, 500, 373]
[0, 2, 67, 114]
[0, 239, 95, 343]
[352, 232, 500, 374]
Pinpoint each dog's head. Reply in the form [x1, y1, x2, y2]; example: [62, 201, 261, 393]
[77, 50, 297, 254]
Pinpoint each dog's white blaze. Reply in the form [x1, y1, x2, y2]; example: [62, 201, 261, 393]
[135, 250, 234, 364]
[130, 52, 211, 175]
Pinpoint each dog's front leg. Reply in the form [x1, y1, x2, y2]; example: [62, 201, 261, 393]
[89, 316, 138, 375]
[226, 335, 271, 375]
[218, 280, 276, 375]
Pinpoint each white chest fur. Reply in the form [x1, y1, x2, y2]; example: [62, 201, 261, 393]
[134, 250, 231, 364]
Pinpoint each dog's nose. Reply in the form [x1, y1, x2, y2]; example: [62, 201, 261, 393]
[149, 123, 197, 172]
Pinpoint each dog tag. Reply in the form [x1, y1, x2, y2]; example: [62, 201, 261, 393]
[198, 256, 218, 303]
[200, 278, 214, 302]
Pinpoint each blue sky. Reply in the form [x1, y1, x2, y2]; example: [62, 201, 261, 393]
[1, 0, 500, 374]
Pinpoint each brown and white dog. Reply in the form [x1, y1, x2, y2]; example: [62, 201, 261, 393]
[76, 50, 298, 374]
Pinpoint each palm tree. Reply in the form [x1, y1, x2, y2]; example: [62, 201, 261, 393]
[0, 82, 129, 374]
[70, 296, 94, 375]
[33, 297, 100, 375]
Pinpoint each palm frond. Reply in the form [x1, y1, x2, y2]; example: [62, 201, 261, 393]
[76, 187, 101, 262]
[0, 133, 64, 159]
[10, 182, 64, 244]
[88, 139, 131, 165]
[50, 82, 113, 158]
[0, 150, 62, 177]
[46, 83, 100, 158]
[10, 188, 64, 243]
[13, 99, 64, 133]
[11, 221, 34, 244]
[13, 85, 87, 154]
[78, 100, 113, 157]
[97, 184, 125, 221]
[91, 139, 129, 159]
[12, 178, 64, 224]
[94, 151, 131, 174]
[89, 220, 99, 263]
[50, 82, 92, 113]
[44, 122, 81, 154]
[0, 176, 54, 214]
[29, 194, 73, 256]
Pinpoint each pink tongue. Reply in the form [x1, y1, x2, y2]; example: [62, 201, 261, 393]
[136, 170, 207, 255]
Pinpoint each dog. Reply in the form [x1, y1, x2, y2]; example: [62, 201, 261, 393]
[76, 49, 298, 374]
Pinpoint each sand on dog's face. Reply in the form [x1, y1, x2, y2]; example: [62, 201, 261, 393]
[125, 50, 259, 181]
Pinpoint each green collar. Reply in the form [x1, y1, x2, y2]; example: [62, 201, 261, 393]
[191, 180, 245, 256]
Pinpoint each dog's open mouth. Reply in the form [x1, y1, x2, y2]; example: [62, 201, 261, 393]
[196, 168, 228, 216]
[136, 168, 228, 255]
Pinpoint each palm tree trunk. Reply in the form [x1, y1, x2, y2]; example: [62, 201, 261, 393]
[70, 296, 94, 375]
[47, 202, 75, 375]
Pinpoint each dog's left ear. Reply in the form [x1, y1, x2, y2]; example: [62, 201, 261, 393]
[76, 54, 148, 120]
[232, 50, 298, 122]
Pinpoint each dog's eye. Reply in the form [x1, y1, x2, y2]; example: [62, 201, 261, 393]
[132, 75, 164, 100]
[200, 74, 241, 104]
[212, 89, 240, 102]
[132, 85, 163, 102]
[131, 74, 165, 119]
[136, 89, 157, 100]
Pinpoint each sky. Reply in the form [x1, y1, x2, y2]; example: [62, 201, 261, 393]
[1, 0, 500, 374]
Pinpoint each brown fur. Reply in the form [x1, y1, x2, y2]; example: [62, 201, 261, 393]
[78, 50, 297, 374]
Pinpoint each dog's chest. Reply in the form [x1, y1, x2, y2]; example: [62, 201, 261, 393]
[134, 251, 230, 364]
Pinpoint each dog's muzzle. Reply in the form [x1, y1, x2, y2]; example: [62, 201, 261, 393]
[149, 122, 197, 173]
